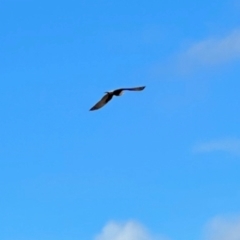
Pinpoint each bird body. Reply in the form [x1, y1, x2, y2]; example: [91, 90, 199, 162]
[89, 86, 145, 111]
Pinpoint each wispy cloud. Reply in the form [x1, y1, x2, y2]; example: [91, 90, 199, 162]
[149, 29, 240, 79]
[203, 216, 240, 240]
[176, 29, 240, 73]
[193, 138, 240, 155]
[94, 216, 240, 240]
[94, 220, 168, 240]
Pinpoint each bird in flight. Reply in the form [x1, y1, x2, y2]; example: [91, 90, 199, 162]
[89, 86, 146, 111]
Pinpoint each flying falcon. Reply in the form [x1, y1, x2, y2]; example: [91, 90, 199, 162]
[89, 86, 146, 111]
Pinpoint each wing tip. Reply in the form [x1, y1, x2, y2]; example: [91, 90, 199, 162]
[139, 86, 146, 90]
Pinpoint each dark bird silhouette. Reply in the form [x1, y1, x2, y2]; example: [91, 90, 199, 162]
[89, 86, 145, 111]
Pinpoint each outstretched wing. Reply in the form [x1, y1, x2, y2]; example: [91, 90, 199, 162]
[113, 86, 145, 95]
[89, 93, 113, 111]
[121, 86, 145, 91]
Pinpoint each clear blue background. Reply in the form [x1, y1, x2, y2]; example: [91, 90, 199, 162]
[0, 0, 240, 239]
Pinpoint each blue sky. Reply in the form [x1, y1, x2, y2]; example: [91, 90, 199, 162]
[0, 0, 240, 240]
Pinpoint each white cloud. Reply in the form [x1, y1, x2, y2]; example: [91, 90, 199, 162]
[149, 28, 240, 78]
[177, 29, 240, 72]
[94, 220, 168, 240]
[94, 217, 240, 240]
[203, 216, 240, 240]
[193, 138, 240, 155]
